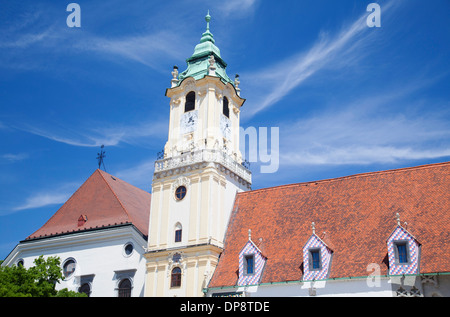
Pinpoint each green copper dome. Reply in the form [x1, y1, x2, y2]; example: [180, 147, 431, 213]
[177, 12, 234, 86]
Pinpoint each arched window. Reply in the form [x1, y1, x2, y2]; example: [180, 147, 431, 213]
[171, 267, 182, 288]
[223, 97, 230, 118]
[79, 283, 91, 297]
[175, 223, 182, 243]
[185, 91, 196, 112]
[118, 278, 132, 297]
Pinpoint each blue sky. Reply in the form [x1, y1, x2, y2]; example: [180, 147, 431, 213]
[1, 0, 449, 260]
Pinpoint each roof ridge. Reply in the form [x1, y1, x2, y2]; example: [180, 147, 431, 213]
[97, 169, 132, 222]
[243, 161, 450, 195]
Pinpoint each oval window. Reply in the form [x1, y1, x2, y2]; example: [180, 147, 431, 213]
[124, 243, 134, 256]
[175, 186, 187, 201]
[63, 259, 76, 278]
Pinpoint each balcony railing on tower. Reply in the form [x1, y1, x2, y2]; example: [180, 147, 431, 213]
[154, 149, 252, 184]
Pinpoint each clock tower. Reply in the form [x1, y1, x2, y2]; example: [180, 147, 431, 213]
[144, 12, 251, 297]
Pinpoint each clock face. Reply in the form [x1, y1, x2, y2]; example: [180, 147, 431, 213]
[180, 110, 198, 134]
[220, 114, 231, 140]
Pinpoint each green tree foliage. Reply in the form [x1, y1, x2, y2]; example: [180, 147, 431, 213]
[0, 256, 86, 297]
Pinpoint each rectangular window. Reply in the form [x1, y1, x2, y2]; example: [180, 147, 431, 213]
[310, 249, 321, 270]
[244, 255, 254, 275]
[396, 242, 409, 264]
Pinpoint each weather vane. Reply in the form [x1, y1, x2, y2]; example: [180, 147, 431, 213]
[97, 145, 106, 171]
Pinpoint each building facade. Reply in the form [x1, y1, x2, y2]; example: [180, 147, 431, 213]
[206, 162, 450, 297]
[2, 169, 151, 297]
[143, 12, 251, 297]
[2, 13, 449, 298]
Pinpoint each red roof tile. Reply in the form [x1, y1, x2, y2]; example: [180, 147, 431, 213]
[26, 170, 151, 240]
[209, 162, 450, 288]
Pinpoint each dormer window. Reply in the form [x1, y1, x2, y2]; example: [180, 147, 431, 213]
[395, 241, 409, 264]
[309, 249, 321, 270]
[237, 230, 267, 286]
[387, 215, 420, 275]
[223, 97, 229, 118]
[244, 255, 255, 275]
[185, 91, 196, 112]
[302, 223, 333, 281]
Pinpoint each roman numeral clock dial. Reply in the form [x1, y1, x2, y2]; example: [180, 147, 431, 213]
[181, 110, 198, 135]
[220, 114, 231, 140]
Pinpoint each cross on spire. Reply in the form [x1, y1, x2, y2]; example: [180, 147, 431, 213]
[97, 145, 107, 172]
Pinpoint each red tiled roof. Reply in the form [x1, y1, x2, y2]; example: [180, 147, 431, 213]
[26, 169, 151, 240]
[209, 162, 450, 288]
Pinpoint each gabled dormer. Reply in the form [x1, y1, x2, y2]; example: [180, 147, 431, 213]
[387, 214, 421, 275]
[237, 230, 267, 286]
[302, 223, 333, 281]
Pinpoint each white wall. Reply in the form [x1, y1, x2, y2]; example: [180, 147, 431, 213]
[208, 274, 450, 297]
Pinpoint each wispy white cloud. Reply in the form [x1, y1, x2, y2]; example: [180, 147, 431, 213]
[221, 0, 259, 16]
[75, 31, 190, 71]
[7, 157, 154, 214]
[12, 118, 167, 148]
[282, 145, 450, 167]
[0, 5, 191, 72]
[278, 95, 450, 166]
[241, 1, 398, 118]
[0, 27, 55, 49]
[13, 192, 70, 212]
[115, 159, 155, 190]
[0, 27, 189, 73]
[1, 153, 29, 162]
[4, 180, 80, 214]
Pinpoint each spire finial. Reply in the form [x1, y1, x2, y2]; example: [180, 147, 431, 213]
[200, 11, 215, 44]
[248, 229, 252, 241]
[205, 10, 211, 31]
[312, 222, 316, 235]
[396, 213, 401, 226]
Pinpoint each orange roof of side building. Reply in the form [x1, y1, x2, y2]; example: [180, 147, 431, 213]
[208, 162, 450, 288]
[25, 169, 151, 241]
